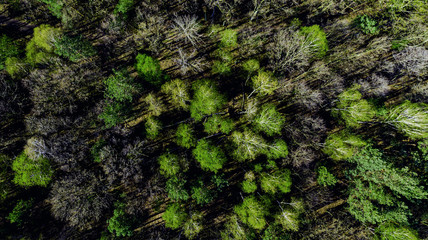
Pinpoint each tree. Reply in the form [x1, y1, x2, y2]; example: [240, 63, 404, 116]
[49, 171, 111, 230]
[25, 24, 60, 65]
[242, 179, 257, 193]
[183, 212, 204, 239]
[384, 101, 428, 139]
[249, 70, 278, 97]
[104, 69, 136, 102]
[323, 131, 367, 161]
[162, 203, 188, 229]
[253, 104, 285, 136]
[166, 176, 190, 201]
[161, 78, 190, 109]
[145, 116, 162, 139]
[158, 152, 183, 177]
[203, 115, 234, 134]
[135, 53, 164, 86]
[7, 199, 33, 226]
[375, 223, 419, 240]
[174, 48, 205, 75]
[393, 46, 428, 76]
[332, 84, 376, 128]
[191, 180, 215, 205]
[0, 35, 19, 70]
[317, 166, 337, 187]
[98, 101, 127, 128]
[107, 202, 133, 237]
[266, 140, 289, 160]
[172, 15, 202, 46]
[231, 130, 268, 161]
[221, 214, 253, 240]
[234, 196, 267, 230]
[114, 0, 134, 15]
[176, 124, 197, 148]
[193, 139, 227, 173]
[190, 80, 226, 121]
[299, 25, 328, 57]
[54, 35, 96, 62]
[220, 29, 238, 48]
[144, 93, 165, 116]
[260, 169, 292, 194]
[275, 198, 304, 232]
[40, 0, 63, 19]
[12, 151, 53, 187]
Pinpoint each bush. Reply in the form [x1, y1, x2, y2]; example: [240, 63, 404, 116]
[7, 199, 33, 225]
[163, 203, 188, 229]
[135, 53, 164, 86]
[0, 35, 19, 70]
[12, 152, 53, 187]
[176, 124, 197, 148]
[355, 15, 378, 35]
[54, 35, 96, 62]
[107, 202, 133, 237]
[299, 25, 328, 57]
[317, 166, 337, 187]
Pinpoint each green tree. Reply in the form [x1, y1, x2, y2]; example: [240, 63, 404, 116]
[144, 93, 165, 116]
[265, 140, 289, 160]
[221, 214, 254, 240]
[253, 104, 285, 136]
[161, 79, 190, 109]
[39, 0, 63, 19]
[183, 212, 204, 239]
[231, 130, 268, 161]
[299, 25, 328, 57]
[163, 203, 188, 229]
[176, 124, 197, 148]
[191, 181, 215, 205]
[0, 35, 19, 70]
[220, 29, 238, 48]
[275, 198, 304, 232]
[384, 101, 428, 139]
[145, 116, 162, 139]
[317, 166, 337, 187]
[323, 131, 367, 161]
[98, 101, 127, 128]
[260, 169, 292, 194]
[242, 180, 257, 193]
[250, 70, 278, 97]
[158, 152, 183, 177]
[25, 24, 60, 65]
[203, 115, 234, 134]
[91, 139, 106, 163]
[7, 199, 33, 226]
[5, 57, 25, 78]
[107, 202, 133, 237]
[104, 69, 136, 102]
[375, 222, 419, 240]
[332, 84, 376, 128]
[114, 0, 134, 15]
[54, 35, 96, 62]
[355, 15, 379, 35]
[234, 196, 268, 230]
[193, 139, 227, 173]
[12, 152, 53, 187]
[135, 53, 164, 86]
[165, 177, 190, 201]
[190, 80, 226, 121]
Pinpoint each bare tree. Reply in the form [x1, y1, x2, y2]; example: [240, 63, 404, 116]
[174, 48, 205, 75]
[394, 46, 428, 76]
[359, 74, 390, 97]
[172, 15, 202, 46]
[294, 82, 324, 111]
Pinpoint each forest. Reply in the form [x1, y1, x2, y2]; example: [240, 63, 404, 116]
[0, 0, 427, 239]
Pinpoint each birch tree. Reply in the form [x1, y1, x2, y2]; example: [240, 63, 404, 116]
[384, 101, 428, 139]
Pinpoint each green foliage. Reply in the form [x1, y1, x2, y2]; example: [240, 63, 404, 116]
[220, 29, 238, 48]
[323, 131, 367, 161]
[317, 166, 337, 187]
[190, 80, 226, 121]
[91, 139, 106, 163]
[166, 177, 190, 201]
[355, 15, 379, 35]
[332, 84, 376, 128]
[211, 174, 229, 192]
[98, 101, 127, 128]
[204, 115, 234, 134]
[242, 180, 257, 193]
[275, 198, 304, 232]
[114, 0, 134, 15]
[0, 35, 19, 70]
[260, 169, 292, 194]
[145, 116, 162, 139]
[385, 101, 428, 139]
[54, 35, 96, 62]
[5, 57, 25, 78]
[183, 212, 204, 239]
[158, 152, 183, 177]
[104, 69, 136, 102]
[221, 214, 254, 240]
[25, 24, 60, 65]
[253, 104, 285, 136]
[39, 0, 62, 18]
[375, 222, 419, 240]
[231, 130, 268, 161]
[266, 140, 288, 160]
[176, 124, 196, 148]
[107, 202, 133, 237]
[299, 25, 328, 57]
[7, 199, 33, 225]
[234, 196, 267, 230]
[243, 59, 260, 74]
[250, 70, 278, 96]
[347, 146, 427, 224]
[0, 155, 12, 201]
[12, 152, 53, 187]
[262, 223, 290, 240]
[135, 53, 164, 86]
[161, 79, 190, 109]
[191, 181, 214, 205]
[212, 60, 231, 75]
[163, 203, 188, 229]
[193, 139, 227, 173]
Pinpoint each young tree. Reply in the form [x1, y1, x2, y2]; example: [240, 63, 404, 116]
[190, 80, 226, 121]
[183, 211, 204, 239]
[203, 115, 234, 134]
[172, 15, 202, 46]
[323, 131, 367, 161]
[158, 152, 183, 177]
[275, 198, 304, 232]
[317, 166, 337, 187]
[221, 214, 253, 240]
[104, 69, 137, 102]
[25, 24, 60, 65]
[384, 101, 428, 139]
[253, 104, 285, 136]
[191, 180, 215, 205]
[12, 151, 54, 187]
[145, 116, 162, 139]
[234, 196, 268, 230]
[249, 70, 278, 97]
[299, 25, 328, 57]
[260, 169, 292, 195]
[135, 53, 164, 86]
[166, 177, 190, 201]
[162, 203, 188, 229]
[220, 29, 238, 48]
[144, 93, 165, 116]
[98, 101, 127, 128]
[266, 139, 289, 160]
[193, 139, 227, 173]
[375, 223, 419, 240]
[107, 202, 133, 237]
[176, 123, 197, 148]
[54, 35, 96, 62]
[161, 79, 190, 109]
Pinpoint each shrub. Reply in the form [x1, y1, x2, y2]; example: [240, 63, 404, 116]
[135, 53, 164, 86]
[176, 124, 197, 148]
[12, 152, 53, 187]
[355, 15, 378, 35]
[54, 35, 96, 62]
[7, 199, 33, 225]
[163, 203, 188, 229]
[317, 166, 337, 187]
[0, 35, 19, 70]
[299, 25, 328, 57]
[107, 202, 133, 237]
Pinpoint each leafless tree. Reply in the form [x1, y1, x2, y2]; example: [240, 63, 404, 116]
[172, 15, 202, 46]
[294, 82, 324, 111]
[359, 74, 390, 97]
[394, 46, 428, 76]
[174, 48, 205, 75]
[287, 145, 318, 168]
